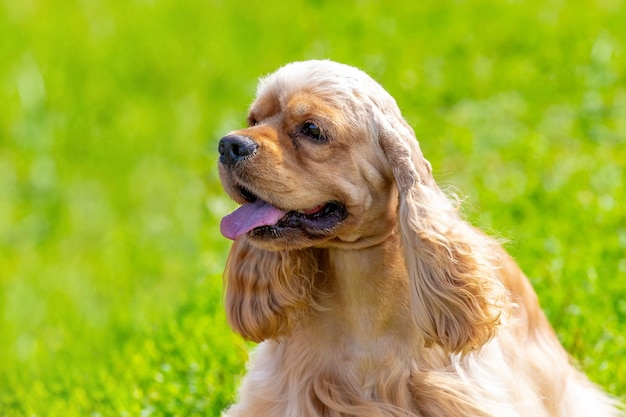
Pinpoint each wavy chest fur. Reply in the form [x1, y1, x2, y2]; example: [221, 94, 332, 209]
[225, 236, 499, 417]
[222, 235, 604, 417]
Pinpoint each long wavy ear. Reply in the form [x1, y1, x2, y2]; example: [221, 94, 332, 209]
[378, 115, 508, 354]
[224, 238, 323, 342]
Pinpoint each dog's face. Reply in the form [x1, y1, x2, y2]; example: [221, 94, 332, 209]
[218, 61, 400, 250]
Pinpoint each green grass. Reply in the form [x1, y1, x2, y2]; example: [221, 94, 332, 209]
[1, 0, 624, 415]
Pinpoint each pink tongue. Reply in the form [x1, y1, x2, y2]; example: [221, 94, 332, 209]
[220, 200, 286, 240]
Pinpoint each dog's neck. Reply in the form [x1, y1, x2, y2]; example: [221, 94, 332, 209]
[309, 232, 421, 355]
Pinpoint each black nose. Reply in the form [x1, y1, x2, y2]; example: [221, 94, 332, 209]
[218, 135, 258, 167]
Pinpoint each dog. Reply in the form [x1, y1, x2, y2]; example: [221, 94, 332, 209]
[217, 60, 620, 417]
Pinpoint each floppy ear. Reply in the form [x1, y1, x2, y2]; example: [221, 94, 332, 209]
[378, 116, 508, 354]
[224, 238, 323, 342]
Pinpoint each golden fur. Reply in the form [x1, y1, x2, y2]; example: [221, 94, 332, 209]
[217, 60, 621, 417]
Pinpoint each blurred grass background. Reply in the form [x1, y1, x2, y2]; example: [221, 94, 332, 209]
[1, 0, 625, 415]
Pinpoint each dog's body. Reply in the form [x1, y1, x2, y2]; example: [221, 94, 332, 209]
[217, 60, 620, 417]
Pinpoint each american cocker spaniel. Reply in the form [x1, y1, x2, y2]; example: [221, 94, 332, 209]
[217, 60, 621, 417]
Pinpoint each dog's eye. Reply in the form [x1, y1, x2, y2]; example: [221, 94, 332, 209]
[247, 116, 258, 127]
[301, 122, 325, 142]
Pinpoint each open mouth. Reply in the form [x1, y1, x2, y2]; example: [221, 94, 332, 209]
[220, 185, 347, 240]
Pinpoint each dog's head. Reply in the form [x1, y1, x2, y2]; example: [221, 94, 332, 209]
[218, 60, 506, 352]
[218, 60, 433, 251]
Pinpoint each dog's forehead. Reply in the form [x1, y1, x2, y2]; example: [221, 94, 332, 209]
[249, 85, 335, 123]
[258, 60, 369, 92]
[251, 60, 390, 122]
[258, 61, 380, 101]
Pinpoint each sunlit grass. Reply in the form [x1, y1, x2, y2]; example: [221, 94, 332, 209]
[1, 0, 624, 414]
